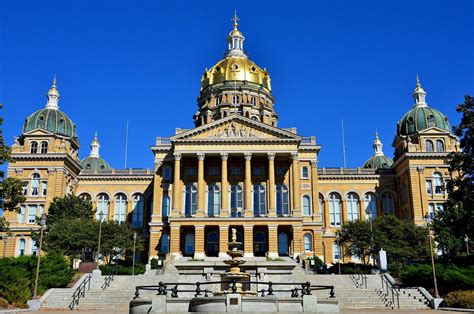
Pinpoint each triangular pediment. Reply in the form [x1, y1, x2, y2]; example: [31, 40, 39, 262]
[418, 126, 452, 135]
[171, 115, 301, 141]
[22, 129, 55, 136]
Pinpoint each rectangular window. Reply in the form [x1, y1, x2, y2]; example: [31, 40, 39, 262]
[41, 181, 48, 196]
[185, 168, 197, 176]
[428, 203, 435, 220]
[435, 203, 444, 212]
[426, 180, 433, 195]
[208, 168, 220, 176]
[252, 168, 264, 175]
[230, 168, 241, 176]
[38, 205, 45, 217]
[22, 182, 28, 196]
[18, 206, 25, 223]
[333, 244, 341, 261]
[27, 205, 37, 224]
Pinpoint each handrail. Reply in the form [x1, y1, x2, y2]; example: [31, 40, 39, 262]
[133, 280, 335, 300]
[69, 274, 92, 310]
[379, 273, 400, 309]
[351, 274, 367, 289]
[101, 266, 116, 290]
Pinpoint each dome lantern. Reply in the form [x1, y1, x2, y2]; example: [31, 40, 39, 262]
[80, 132, 111, 171]
[45, 76, 60, 110]
[363, 131, 393, 169]
[225, 11, 246, 58]
[373, 131, 384, 156]
[89, 131, 100, 158]
[413, 74, 427, 107]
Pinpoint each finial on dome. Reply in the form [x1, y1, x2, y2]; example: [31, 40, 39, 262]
[373, 130, 384, 156]
[90, 132, 100, 158]
[413, 74, 427, 107]
[232, 10, 239, 29]
[45, 76, 60, 110]
[225, 12, 246, 58]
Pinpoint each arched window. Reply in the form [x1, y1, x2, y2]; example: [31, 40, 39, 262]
[162, 194, 170, 217]
[233, 94, 239, 104]
[79, 193, 91, 201]
[184, 184, 197, 216]
[301, 166, 309, 179]
[231, 185, 243, 217]
[276, 184, 289, 216]
[114, 193, 127, 223]
[250, 97, 256, 106]
[329, 193, 341, 226]
[207, 184, 220, 216]
[18, 239, 26, 256]
[346, 193, 359, 221]
[97, 193, 109, 220]
[132, 194, 144, 228]
[364, 193, 377, 219]
[160, 233, 169, 253]
[40, 141, 48, 154]
[30, 141, 38, 154]
[436, 140, 445, 152]
[216, 95, 222, 105]
[303, 234, 313, 252]
[31, 173, 40, 196]
[426, 140, 434, 152]
[27, 205, 37, 224]
[163, 166, 172, 181]
[302, 195, 311, 216]
[253, 184, 266, 216]
[381, 193, 395, 215]
[319, 194, 324, 215]
[433, 172, 444, 194]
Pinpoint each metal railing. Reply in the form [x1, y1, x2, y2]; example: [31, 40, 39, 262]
[69, 274, 92, 310]
[351, 274, 367, 289]
[379, 274, 400, 309]
[133, 280, 335, 300]
[101, 267, 117, 290]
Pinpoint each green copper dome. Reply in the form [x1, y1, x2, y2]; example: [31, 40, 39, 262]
[80, 156, 111, 171]
[397, 106, 450, 136]
[363, 155, 393, 169]
[23, 108, 76, 138]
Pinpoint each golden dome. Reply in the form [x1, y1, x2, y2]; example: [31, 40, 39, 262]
[201, 57, 271, 92]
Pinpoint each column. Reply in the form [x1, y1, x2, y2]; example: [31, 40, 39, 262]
[324, 199, 331, 228]
[148, 229, 161, 259]
[152, 160, 163, 220]
[197, 153, 205, 217]
[268, 225, 278, 258]
[291, 153, 301, 216]
[194, 225, 205, 259]
[244, 225, 254, 257]
[310, 160, 320, 222]
[221, 153, 229, 217]
[170, 225, 181, 258]
[293, 225, 303, 258]
[244, 153, 252, 217]
[268, 153, 276, 217]
[171, 153, 181, 218]
[341, 196, 347, 224]
[219, 225, 229, 257]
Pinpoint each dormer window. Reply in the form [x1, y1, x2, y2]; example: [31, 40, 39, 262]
[86, 164, 91, 169]
[233, 94, 240, 105]
[30, 141, 38, 154]
[216, 95, 222, 105]
[426, 140, 434, 152]
[40, 141, 48, 154]
[436, 139, 444, 152]
[250, 97, 256, 106]
[427, 115, 435, 127]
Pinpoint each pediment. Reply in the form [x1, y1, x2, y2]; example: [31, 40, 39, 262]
[171, 115, 301, 141]
[418, 127, 452, 135]
[22, 129, 55, 136]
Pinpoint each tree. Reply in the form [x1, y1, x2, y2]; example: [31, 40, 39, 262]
[100, 222, 142, 264]
[46, 194, 94, 227]
[338, 220, 374, 265]
[433, 95, 474, 259]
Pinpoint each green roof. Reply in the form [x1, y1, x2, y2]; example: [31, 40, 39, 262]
[23, 108, 76, 138]
[80, 156, 111, 171]
[363, 155, 394, 169]
[397, 106, 450, 136]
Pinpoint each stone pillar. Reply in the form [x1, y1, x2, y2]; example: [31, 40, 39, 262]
[170, 225, 181, 258]
[293, 225, 303, 258]
[244, 153, 252, 217]
[324, 199, 331, 227]
[153, 160, 163, 220]
[416, 167, 427, 224]
[341, 196, 347, 224]
[268, 225, 278, 258]
[221, 153, 229, 217]
[310, 160, 320, 222]
[171, 153, 181, 218]
[291, 153, 301, 216]
[244, 225, 254, 257]
[194, 225, 205, 259]
[268, 153, 276, 217]
[149, 229, 161, 258]
[197, 153, 205, 217]
[219, 225, 229, 257]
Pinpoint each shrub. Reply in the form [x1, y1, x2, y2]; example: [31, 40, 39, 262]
[100, 263, 145, 275]
[444, 290, 474, 309]
[0, 297, 9, 308]
[2, 277, 31, 307]
[150, 258, 159, 269]
[328, 262, 375, 274]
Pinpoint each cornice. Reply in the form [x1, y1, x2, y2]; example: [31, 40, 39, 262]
[392, 152, 449, 168]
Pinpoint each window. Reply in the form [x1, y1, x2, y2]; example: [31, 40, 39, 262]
[304, 234, 312, 252]
[381, 193, 395, 215]
[132, 194, 144, 228]
[27, 205, 37, 224]
[208, 168, 219, 176]
[40, 141, 48, 154]
[427, 115, 435, 127]
[97, 193, 109, 220]
[436, 203, 444, 212]
[276, 184, 289, 216]
[436, 140, 444, 152]
[250, 97, 256, 106]
[426, 140, 434, 152]
[231, 185, 243, 217]
[207, 184, 220, 216]
[433, 172, 443, 194]
[329, 193, 342, 226]
[18, 206, 25, 223]
[233, 94, 239, 104]
[302, 195, 311, 216]
[18, 239, 26, 256]
[333, 243, 341, 261]
[39, 205, 44, 217]
[253, 184, 266, 216]
[41, 181, 48, 196]
[163, 166, 172, 181]
[31, 174, 40, 196]
[318, 194, 324, 215]
[162, 194, 170, 217]
[31, 239, 38, 256]
[79, 193, 91, 200]
[216, 95, 222, 105]
[160, 234, 170, 253]
[22, 182, 28, 195]
[114, 193, 127, 223]
[364, 193, 377, 220]
[301, 166, 309, 179]
[30, 141, 38, 154]
[230, 168, 241, 175]
[346, 193, 359, 221]
[184, 184, 197, 216]
[426, 180, 433, 195]
[428, 203, 435, 220]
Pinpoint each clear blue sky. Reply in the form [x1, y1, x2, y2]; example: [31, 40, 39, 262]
[1, 0, 473, 170]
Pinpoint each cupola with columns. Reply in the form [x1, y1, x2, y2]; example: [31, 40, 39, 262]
[363, 131, 393, 169]
[80, 132, 111, 171]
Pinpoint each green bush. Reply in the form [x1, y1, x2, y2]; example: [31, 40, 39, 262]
[307, 255, 324, 269]
[150, 258, 159, 269]
[328, 262, 376, 274]
[100, 263, 145, 275]
[0, 297, 9, 308]
[444, 290, 474, 309]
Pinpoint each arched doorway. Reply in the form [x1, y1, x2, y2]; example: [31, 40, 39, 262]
[254, 231, 267, 256]
[278, 232, 289, 256]
[184, 233, 195, 256]
[206, 231, 219, 257]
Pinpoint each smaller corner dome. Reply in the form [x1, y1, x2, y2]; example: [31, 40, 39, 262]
[397, 106, 450, 136]
[23, 108, 76, 138]
[80, 156, 111, 171]
[363, 155, 394, 169]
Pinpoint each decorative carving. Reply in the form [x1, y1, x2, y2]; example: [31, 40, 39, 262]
[197, 152, 205, 161]
[311, 160, 318, 168]
[267, 153, 275, 160]
[13, 137, 20, 147]
[244, 152, 252, 161]
[416, 166, 425, 174]
[154, 158, 163, 169]
[213, 123, 263, 138]
[301, 183, 311, 190]
[59, 139, 67, 151]
[220, 152, 229, 160]
[15, 168, 23, 175]
[173, 153, 182, 161]
[291, 152, 299, 160]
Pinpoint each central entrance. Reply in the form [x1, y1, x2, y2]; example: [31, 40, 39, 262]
[253, 226, 268, 257]
[205, 227, 219, 257]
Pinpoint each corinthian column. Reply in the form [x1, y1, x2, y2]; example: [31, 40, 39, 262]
[197, 152, 205, 217]
[268, 153, 276, 217]
[291, 152, 301, 216]
[221, 153, 229, 217]
[244, 152, 252, 217]
[171, 153, 181, 218]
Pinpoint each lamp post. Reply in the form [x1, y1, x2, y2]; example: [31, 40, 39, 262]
[336, 232, 341, 275]
[132, 232, 137, 276]
[366, 207, 375, 266]
[425, 213, 440, 298]
[321, 226, 326, 266]
[464, 234, 469, 255]
[33, 214, 46, 299]
[96, 211, 104, 270]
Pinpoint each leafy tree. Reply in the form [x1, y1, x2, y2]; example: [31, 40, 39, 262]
[46, 194, 94, 227]
[338, 220, 374, 264]
[100, 222, 142, 264]
[433, 95, 474, 259]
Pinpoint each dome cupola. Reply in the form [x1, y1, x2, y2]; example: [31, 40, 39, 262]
[80, 132, 111, 171]
[22, 78, 77, 138]
[363, 131, 394, 169]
